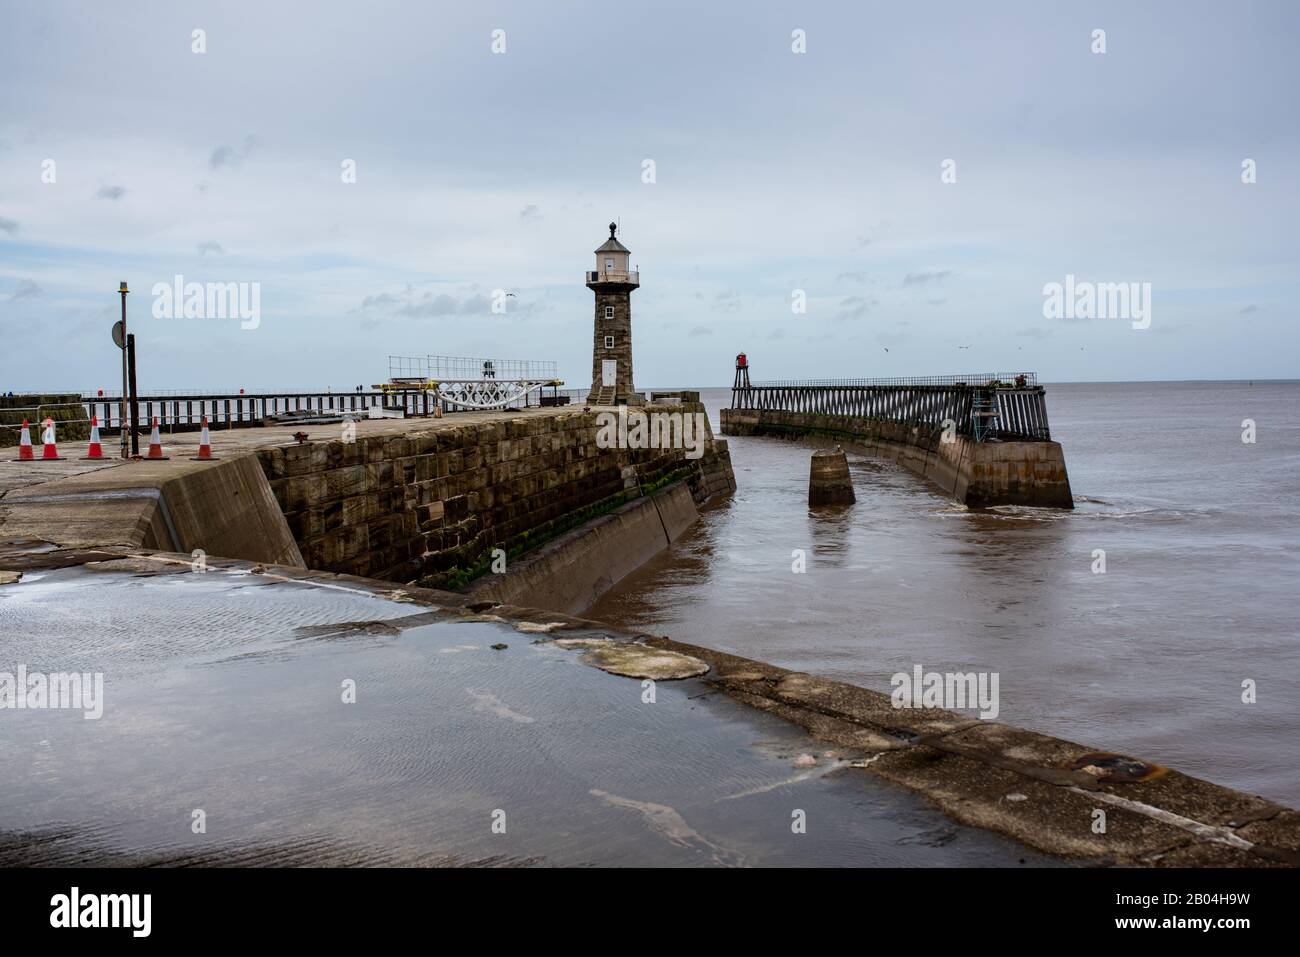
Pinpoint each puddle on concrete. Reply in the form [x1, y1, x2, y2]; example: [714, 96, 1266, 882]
[0, 565, 1062, 866]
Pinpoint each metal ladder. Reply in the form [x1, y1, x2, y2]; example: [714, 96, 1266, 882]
[972, 388, 1000, 442]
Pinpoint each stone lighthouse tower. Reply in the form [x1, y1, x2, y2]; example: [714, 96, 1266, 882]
[585, 222, 643, 405]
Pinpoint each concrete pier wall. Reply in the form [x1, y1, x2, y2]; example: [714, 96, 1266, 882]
[468, 480, 701, 615]
[721, 407, 1072, 508]
[160, 455, 306, 566]
[0, 455, 304, 566]
[256, 402, 735, 589]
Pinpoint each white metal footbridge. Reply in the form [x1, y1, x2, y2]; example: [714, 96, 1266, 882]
[381, 355, 565, 411]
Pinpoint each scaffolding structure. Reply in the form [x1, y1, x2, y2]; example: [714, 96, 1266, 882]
[388, 355, 558, 384]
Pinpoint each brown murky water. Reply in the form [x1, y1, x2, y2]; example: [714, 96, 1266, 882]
[590, 382, 1300, 806]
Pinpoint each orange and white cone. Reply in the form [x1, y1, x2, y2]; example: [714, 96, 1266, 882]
[14, 419, 33, 460]
[82, 415, 106, 459]
[40, 418, 62, 460]
[191, 416, 219, 461]
[145, 417, 169, 460]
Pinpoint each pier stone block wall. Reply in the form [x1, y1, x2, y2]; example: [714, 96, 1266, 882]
[256, 403, 735, 588]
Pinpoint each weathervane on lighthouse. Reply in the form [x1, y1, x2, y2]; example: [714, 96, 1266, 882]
[585, 222, 643, 406]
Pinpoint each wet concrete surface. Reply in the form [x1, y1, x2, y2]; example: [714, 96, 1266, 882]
[0, 563, 1059, 866]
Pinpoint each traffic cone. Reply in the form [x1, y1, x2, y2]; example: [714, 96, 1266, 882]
[145, 417, 169, 460]
[14, 419, 33, 460]
[191, 416, 218, 461]
[81, 415, 106, 459]
[40, 418, 62, 460]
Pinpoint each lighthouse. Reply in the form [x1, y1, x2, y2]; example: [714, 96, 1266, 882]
[585, 222, 643, 406]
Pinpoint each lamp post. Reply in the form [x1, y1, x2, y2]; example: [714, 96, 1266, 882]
[118, 281, 129, 459]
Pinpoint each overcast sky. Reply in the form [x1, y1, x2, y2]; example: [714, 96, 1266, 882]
[1, 0, 1297, 392]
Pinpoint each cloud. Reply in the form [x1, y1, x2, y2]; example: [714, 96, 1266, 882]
[903, 269, 952, 286]
[836, 271, 868, 284]
[0, 217, 17, 235]
[209, 146, 240, 168]
[96, 185, 126, 201]
[196, 241, 224, 256]
[457, 294, 490, 314]
[1239, 304, 1260, 315]
[209, 136, 259, 170]
[354, 285, 527, 320]
[713, 289, 741, 313]
[1015, 326, 1054, 339]
[834, 295, 877, 322]
[519, 204, 541, 222]
[688, 325, 712, 337]
[400, 293, 463, 317]
[360, 292, 400, 310]
[9, 279, 43, 301]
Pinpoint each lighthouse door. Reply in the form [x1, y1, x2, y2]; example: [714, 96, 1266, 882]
[601, 360, 617, 387]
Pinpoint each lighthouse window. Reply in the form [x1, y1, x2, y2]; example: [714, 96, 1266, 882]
[605, 258, 614, 271]
[604, 335, 615, 349]
[604, 306, 614, 319]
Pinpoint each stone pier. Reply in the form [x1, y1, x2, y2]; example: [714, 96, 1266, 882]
[0, 402, 735, 609]
[722, 407, 1072, 509]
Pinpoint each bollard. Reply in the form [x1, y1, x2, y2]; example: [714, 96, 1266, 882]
[808, 447, 855, 506]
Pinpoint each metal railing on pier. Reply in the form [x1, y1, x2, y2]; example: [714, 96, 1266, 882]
[730, 373, 1052, 442]
[73, 382, 575, 434]
[78, 391, 397, 432]
[749, 372, 1037, 388]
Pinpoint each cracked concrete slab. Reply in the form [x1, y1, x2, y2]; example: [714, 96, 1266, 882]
[553, 637, 709, 680]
